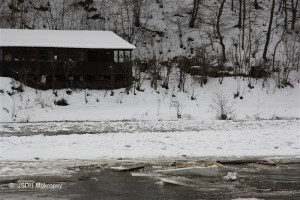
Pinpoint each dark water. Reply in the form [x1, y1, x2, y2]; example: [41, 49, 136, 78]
[1, 166, 300, 200]
[57, 168, 300, 200]
[63, 171, 215, 200]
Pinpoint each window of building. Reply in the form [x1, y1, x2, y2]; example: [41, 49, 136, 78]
[38, 49, 52, 61]
[70, 50, 84, 62]
[22, 48, 36, 61]
[105, 51, 113, 62]
[4, 49, 20, 61]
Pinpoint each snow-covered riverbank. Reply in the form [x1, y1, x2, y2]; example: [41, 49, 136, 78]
[1, 120, 299, 161]
[1, 75, 299, 122]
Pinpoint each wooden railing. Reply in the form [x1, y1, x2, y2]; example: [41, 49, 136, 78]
[0, 61, 131, 77]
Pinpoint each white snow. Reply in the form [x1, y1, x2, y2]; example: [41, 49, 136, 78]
[0, 75, 299, 122]
[0, 29, 135, 49]
[0, 120, 299, 163]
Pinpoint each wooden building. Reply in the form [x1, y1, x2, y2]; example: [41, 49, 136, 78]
[0, 29, 135, 89]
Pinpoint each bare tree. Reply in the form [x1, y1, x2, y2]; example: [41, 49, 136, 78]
[9, 0, 17, 28]
[276, 33, 300, 87]
[148, 56, 161, 90]
[211, 91, 234, 120]
[253, 0, 262, 9]
[216, 0, 227, 63]
[291, 0, 299, 31]
[177, 56, 189, 92]
[133, 0, 142, 27]
[272, 31, 286, 71]
[263, 0, 276, 61]
[236, 0, 242, 28]
[5, 0, 33, 29]
[132, 58, 145, 94]
[242, 0, 246, 49]
[283, 0, 288, 30]
[116, 0, 148, 45]
[63, 59, 75, 89]
[189, 0, 201, 28]
[161, 59, 173, 90]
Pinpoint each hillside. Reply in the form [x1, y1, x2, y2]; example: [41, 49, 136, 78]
[0, 0, 299, 122]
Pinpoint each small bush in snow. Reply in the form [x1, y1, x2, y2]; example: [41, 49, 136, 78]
[35, 93, 52, 108]
[171, 99, 182, 119]
[11, 85, 24, 92]
[7, 91, 15, 96]
[211, 91, 234, 120]
[54, 98, 69, 106]
[66, 90, 72, 95]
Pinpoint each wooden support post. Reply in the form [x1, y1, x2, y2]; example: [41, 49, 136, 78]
[123, 50, 125, 62]
[118, 50, 120, 63]
[20, 48, 23, 61]
[84, 49, 87, 63]
[110, 65, 114, 90]
[130, 51, 132, 61]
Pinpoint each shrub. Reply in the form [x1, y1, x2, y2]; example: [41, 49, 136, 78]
[66, 90, 72, 95]
[11, 85, 24, 92]
[54, 98, 69, 106]
[211, 91, 234, 120]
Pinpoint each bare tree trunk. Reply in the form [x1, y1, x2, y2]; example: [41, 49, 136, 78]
[133, 0, 142, 27]
[216, 0, 227, 63]
[283, 0, 288, 30]
[61, 0, 65, 30]
[272, 31, 285, 71]
[189, 0, 200, 28]
[254, 0, 260, 9]
[291, 0, 299, 31]
[231, 0, 234, 11]
[10, 0, 17, 28]
[278, 0, 283, 12]
[242, 0, 246, 50]
[237, 0, 242, 28]
[263, 0, 275, 61]
[248, 1, 252, 72]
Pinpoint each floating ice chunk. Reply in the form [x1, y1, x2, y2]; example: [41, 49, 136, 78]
[223, 172, 237, 181]
[155, 165, 219, 177]
[156, 178, 186, 186]
[131, 172, 162, 177]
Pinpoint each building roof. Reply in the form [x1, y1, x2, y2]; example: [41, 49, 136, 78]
[0, 29, 136, 50]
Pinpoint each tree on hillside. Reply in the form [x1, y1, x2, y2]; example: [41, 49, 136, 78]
[283, 0, 288, 30]
[216, 0, 227, 63]
[8, 0, 18, 28]
[236, 0, 242, 28]
[242, 0, 246, 49]
[263, 0, 275, 61]
[133, 0, 142, 27]
[189, 0, 201, 28]
[254, 0, 263, 9]
[5, 0, 33, 29]
[291, 0, 299, 31]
